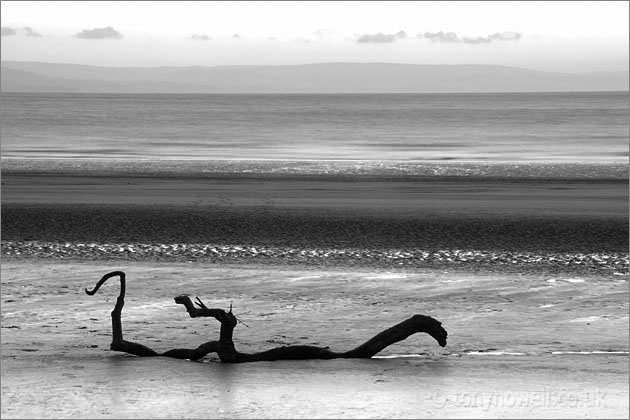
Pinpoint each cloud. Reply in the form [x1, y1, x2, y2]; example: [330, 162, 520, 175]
[487, 32, 522, 42]
[23, 27, 42, 37]
[420, 31, 522, 45]
[1, 27, 17, 36]
[2, 26, 44, 37]
[191, 34, 212, 41]
[232, 33, 241, 39]
[421, 31, 459, 43]
[356, 31, 407, 43]
[74, 26, 123, 39]
[462, 32, 522, 44]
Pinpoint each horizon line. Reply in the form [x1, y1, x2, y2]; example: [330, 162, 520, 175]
[2, 59, 629, 75]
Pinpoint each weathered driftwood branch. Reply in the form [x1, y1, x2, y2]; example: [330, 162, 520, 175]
[86, 271, 447, 363]
[86, 271, 217, 360]
[85, 271, 158, 357]
[174, 296, 447, 362]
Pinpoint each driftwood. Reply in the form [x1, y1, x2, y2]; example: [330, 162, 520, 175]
[85, 271, 447, 363]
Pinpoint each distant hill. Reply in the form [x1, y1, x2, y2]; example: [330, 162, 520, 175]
[1, 61, 628, 93]
[1, 67, 79, 92]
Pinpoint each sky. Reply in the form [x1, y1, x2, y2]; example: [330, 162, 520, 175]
[1, 1, 628, 73]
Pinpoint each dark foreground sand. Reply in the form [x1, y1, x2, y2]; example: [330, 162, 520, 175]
[1, 262, 628, 418]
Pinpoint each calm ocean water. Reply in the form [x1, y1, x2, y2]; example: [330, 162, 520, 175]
[1, 91, 628, 162]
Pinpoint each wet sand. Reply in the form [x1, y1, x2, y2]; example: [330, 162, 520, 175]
[1, 262, 628, 418]
[3, 172, 628, 219]
[2, 174, 628, 250]
[1, 165, 628, 418]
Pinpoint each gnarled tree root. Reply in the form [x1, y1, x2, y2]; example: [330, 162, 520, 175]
[86, 271, 447, 363]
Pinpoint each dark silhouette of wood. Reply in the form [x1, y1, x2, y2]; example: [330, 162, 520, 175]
[85, 271, 158, 357]
[85, 271, 447, 363]
[85, 271, 218, 360]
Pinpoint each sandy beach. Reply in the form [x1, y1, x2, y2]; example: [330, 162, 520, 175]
[2, 170, 628, 271]
[1, 162, 628, 418]
[1, 262, 628, 418]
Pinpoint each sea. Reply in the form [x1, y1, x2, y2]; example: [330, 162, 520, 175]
[1, 91, 628, 162]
